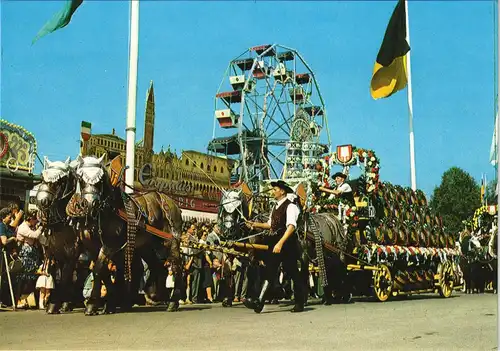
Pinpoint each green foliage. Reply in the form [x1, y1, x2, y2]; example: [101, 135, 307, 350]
[429, 167, 481, 234]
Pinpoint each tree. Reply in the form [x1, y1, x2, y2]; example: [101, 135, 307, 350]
[429, 167, 481, 234]
[485, 178, 498, 205]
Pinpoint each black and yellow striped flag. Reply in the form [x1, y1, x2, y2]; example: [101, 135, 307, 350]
[370, 0, 410, 100]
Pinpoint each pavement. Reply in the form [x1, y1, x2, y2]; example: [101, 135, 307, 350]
[0, 293, 497, 350]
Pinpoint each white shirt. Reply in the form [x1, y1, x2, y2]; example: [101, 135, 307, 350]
[336, 182, 352, 194]
[266, 197, 300, 229]
[165, 274, 175, 288]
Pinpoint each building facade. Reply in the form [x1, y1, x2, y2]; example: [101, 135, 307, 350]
[0, 119, 40, 210]
[81, 81, 234, 221]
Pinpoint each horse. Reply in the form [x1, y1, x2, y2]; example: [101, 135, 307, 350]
[459, 229, 496, 294]
[35, 157, 81, 314]
[66, 155, 183, 315]
[218, 183, 352, 307]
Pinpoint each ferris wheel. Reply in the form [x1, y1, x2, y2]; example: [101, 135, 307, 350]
[208, 44, 331, 191]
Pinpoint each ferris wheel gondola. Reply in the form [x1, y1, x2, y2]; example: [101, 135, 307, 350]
[208, 44, 331, 191]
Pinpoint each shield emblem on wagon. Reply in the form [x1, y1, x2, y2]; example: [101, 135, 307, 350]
[336, 144, 353, 164]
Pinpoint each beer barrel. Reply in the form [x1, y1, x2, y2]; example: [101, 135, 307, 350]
[421, 224, 431, 247]
[413, 206, 422, 224]
[394, 185, 406, 203]
[397, 221, 409, 246]
[438, 228, 447, 248]
[417, 224, 426, 247]
[401, 205, 413, 221]
[446, 233, 455, 248]
[384, 222, 397, 245]
[415, 189, 427, 206]
[391, 201, 402, 220]
[421, 208, 433, 226]
[433, 214, 442, 228]
[429, 227, 438, 247]
[375, 225, 385, 244]
[408, 224, 419, 247]
[407, 187, 418, 205]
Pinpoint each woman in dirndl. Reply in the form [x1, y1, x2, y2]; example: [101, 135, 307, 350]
[16, 210, 43, 307]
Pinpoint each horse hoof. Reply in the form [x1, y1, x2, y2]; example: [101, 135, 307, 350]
[60, 302, 72, 313]
[166, 302, 179, 312]
[46, 303, 60, 315]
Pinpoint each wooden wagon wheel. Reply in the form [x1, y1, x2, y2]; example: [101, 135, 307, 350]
[373, 264, 392, 302]
[437, 261, 454, 298]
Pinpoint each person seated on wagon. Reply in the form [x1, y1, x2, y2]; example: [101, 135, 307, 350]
[319, 172, 355, 204]
[314, 160, 330, 188]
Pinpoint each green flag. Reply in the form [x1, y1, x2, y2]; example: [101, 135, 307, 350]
[33, 0, 83, 44]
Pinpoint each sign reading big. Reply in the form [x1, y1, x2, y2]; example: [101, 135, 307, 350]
[0, 119, 37, 173]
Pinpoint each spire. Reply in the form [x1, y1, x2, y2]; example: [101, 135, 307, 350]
[143, 80, 155, 160]
[147, 80, 155, 104]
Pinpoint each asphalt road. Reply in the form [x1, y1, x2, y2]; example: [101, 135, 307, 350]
[1, 293, 497, 350]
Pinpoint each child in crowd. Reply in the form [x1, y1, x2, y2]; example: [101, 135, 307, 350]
[35, 258, 54, 310]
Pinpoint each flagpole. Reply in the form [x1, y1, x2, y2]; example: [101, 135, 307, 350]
[496, 1, 499, 346]
[404, 0, 417, 191]
[125, 0, 139, 194]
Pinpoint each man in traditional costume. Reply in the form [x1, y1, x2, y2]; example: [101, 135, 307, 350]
[319, 172, 355, 204]
[244, 180, 305, 313]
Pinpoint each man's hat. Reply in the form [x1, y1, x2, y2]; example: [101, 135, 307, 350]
[332, 172, 347, 179]
[270, 180, 294, 194]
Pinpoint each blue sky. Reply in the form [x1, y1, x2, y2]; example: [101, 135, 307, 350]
[1, 0, 498, 197]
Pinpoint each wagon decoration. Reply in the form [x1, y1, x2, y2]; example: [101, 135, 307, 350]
[472, 205, 498, 232]
[303, 143, 461, 301]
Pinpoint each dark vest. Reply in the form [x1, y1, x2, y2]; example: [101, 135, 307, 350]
[271, 199, 291, 237]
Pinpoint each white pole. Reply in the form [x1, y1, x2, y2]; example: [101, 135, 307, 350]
[125, 0, 140, 194]
[496, 1, 500, 344]
[404, 0, 417, 191]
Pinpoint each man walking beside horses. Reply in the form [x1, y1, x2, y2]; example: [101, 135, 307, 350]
[245, 180, 305, 313]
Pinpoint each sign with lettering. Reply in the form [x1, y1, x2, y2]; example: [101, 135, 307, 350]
[169, 195, 219, 214]
[0, 119, 37, 173]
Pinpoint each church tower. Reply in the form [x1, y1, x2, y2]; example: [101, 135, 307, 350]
[143, 81, 155, 163]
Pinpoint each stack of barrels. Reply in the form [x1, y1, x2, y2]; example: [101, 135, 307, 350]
[373, 182, 455, 248]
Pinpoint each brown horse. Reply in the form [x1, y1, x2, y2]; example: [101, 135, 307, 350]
[66, 155, 183, 315]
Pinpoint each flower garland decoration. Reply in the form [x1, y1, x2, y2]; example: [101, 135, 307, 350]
[472, 205, 497, 231]
[352, 147, 381, 194]
[354, 243, 460, 266]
